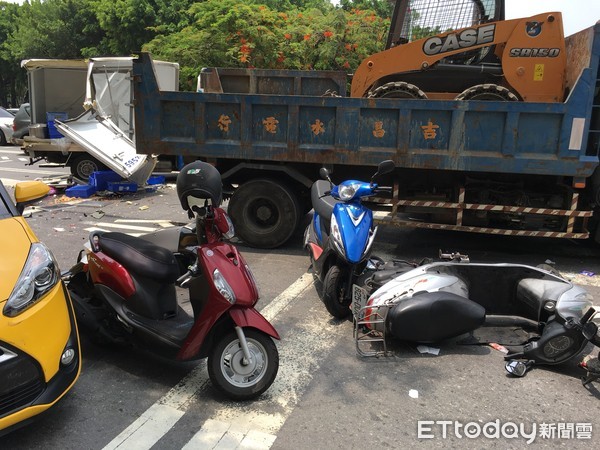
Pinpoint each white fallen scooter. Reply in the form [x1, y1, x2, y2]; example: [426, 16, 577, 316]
[352, 252, 599, 377]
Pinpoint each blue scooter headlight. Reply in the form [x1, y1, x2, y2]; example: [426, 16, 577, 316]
[338, 183, 359, 201]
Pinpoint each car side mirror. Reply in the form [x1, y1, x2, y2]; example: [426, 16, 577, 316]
[14, 181, 50, 214]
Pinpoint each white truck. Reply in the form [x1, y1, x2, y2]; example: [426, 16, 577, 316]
[20, 57, 180, 180]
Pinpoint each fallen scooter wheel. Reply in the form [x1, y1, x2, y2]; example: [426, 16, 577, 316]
[208, 329, 279, 401]
[322, 265, 352, 319]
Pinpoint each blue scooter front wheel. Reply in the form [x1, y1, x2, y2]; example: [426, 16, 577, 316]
[322, 264, 352, 319]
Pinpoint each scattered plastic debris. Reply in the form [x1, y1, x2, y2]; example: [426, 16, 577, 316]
[489, 343, 509, 354]
[580, 270, 595, 277]
[417, 345, 440, 356]
[409, 389, 419, 399]
[53, 227, 65, 232]
[139, 205, 149, 211]
[91, 211, 105, 219]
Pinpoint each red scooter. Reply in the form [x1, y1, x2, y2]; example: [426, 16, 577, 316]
[65, 161, 279, 400]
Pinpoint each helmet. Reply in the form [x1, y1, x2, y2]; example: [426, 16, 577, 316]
[176, 161, 223, 213]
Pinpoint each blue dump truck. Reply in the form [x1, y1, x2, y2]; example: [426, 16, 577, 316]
[132, 22, 600, 248]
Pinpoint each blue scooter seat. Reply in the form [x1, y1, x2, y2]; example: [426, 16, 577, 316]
[311, 180, 339, 223]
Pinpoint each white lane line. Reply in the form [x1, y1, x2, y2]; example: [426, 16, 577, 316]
[82, 222, 159, 232]
[0, 178, 21, 187]
[0, 166, 66, 175]
[1, 156, 9, 160]
[115, 219, 177, 228]
[83, 227, 145, 237]
[103, 273, 317, 450]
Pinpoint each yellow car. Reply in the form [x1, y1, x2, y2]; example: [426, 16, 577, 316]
[0, 179, 80, 434]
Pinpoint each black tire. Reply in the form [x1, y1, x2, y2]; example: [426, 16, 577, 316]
[228, 179, 301, 248]
[0, 130, 6, 146]
[368, 81, 427, 99]
[70, 154, 107, 180]
[322, 264, 352, 319]
[208, 329, 279, 401]
[455, 84, 519, 101]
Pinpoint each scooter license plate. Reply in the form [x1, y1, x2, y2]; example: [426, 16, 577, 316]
[352, 284, 368, 319]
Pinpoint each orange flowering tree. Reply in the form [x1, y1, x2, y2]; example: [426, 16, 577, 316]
[143, 0, 390, 88]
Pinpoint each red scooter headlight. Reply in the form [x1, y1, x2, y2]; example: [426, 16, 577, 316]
[212, 268, 236, 304]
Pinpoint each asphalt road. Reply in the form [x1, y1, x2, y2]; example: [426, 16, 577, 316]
[2, 145, 600, 449]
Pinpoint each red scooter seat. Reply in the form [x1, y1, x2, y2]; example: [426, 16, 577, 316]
[96, 232, 181, 283]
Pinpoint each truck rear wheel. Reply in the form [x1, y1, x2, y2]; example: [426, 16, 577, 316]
[228, 179, 301, 248]
[70, 154, 107, 180]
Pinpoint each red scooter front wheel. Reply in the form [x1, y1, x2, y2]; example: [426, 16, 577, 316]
[208, 329, 279, 400]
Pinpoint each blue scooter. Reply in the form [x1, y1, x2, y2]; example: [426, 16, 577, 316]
[304, 160, 395, 318]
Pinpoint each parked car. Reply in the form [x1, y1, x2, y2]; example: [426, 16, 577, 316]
[0, 179, 81, 435]
[0, 107, 14, 146]
[10, 103, 30, 145]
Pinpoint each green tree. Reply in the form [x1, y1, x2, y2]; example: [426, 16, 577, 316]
[92, 0, 196, 55]
[0, 1, 23, 106]
[7, 0, 104, 60]
[339, 0, 394, 18]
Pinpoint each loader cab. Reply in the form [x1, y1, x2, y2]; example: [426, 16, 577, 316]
[386, 0, 504, 49]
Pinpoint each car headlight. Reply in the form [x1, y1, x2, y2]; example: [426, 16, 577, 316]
[338, 183, 358, 201]
[330, 214, 345, 255]
[4, 243, 60, 317]
[213, 268, 236, 304]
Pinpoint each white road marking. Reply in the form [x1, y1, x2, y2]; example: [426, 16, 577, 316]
[83, 222, 159, 232]
[0, 166, 67, 175]
[1, 156, 9, 160]
[0, 178, 21, 187]
[186, 281, 345, 449]
[102, 273, 339, 450]
[83, 227, 145, 237]
[115, 219, 177, 228]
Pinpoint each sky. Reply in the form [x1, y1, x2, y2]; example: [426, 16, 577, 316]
[505, 0, 600, 36]
[2, 0, 599, 36]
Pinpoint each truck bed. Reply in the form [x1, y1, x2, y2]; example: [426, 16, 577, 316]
[132, 23, 600, 244]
